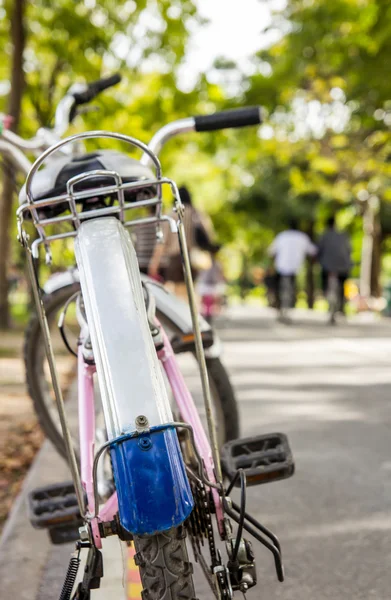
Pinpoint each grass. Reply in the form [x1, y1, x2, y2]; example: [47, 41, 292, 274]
[9, 297, 29, 326]
[0, 347, 20, 358]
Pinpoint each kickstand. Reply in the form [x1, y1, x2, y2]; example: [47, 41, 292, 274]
[224, 472, 285, 583]
[224, 500, 284, 582]
[72, 546, 103, 600]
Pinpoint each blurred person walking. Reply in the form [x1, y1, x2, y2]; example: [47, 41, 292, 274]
[268, 218, 317, 314]
[318, 215, 352, 316]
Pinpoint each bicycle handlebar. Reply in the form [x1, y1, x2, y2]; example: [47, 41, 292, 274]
[72, 73, 122, 107]
[194, 106, 262, 132]
[56, 73, 122, 133]
[142, 106, 262, 165]
[0, 74, 123, 172]
[0, 138, 32, 176]
[0, 74, 123, 169]
[1, 74, 262, 175]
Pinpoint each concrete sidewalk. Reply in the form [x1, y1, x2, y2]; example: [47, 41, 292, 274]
[1, 306, 391, 599]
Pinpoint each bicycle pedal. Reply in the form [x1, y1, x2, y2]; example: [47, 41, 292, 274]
[171, 329, 214, 354]
[28, 481, 84, 544]
[221, 433, 294, 486]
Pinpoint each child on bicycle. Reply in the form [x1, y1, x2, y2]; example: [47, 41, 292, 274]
[196, 245, 226, 323]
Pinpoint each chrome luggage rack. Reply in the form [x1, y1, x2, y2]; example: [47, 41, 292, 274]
[17, 129, 224, 516]
[16, 130, 182, 263]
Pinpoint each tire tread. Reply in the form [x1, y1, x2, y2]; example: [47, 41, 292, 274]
[134, 526, 197, 600]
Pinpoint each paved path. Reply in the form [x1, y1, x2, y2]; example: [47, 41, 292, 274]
[221, 307, 391, 600]
[1, 306, 391, 599]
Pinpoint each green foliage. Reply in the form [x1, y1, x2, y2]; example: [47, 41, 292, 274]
[227, 0, 391, 280]
[24, 0, 199, 131]
[1, 0, 256, 283]
[3, 0, 391, 293]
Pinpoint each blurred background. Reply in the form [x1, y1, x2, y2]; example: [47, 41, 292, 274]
[1, 0, 391, 534]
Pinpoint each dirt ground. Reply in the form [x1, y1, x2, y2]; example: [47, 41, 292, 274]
[0, 329, 44, 531]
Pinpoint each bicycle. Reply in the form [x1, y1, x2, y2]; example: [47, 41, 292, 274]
[197, 255, 227, 326]
[14, 85, 295, 599]
[0, 75, 239, 456]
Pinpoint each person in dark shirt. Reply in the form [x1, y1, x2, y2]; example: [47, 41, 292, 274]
[317, 216, 352, 312]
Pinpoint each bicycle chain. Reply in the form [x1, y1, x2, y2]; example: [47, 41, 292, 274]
[187, 479, 232, 599]
[188, 479, 216, 560]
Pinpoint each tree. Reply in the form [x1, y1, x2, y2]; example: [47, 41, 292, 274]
[239, 0, 391, 296]
[0, 0, 26, 328]
[0, 0, 205, 327]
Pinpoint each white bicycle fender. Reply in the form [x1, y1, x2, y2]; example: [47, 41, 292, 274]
[43, 255, 221, 358]
[44, 267, 212, 336]
[74, 217, 173, 438]
[74, 217, 193, 535]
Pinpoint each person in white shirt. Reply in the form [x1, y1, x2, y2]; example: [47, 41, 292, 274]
[268, 219, 317, 308]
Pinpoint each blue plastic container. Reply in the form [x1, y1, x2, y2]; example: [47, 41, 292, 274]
[110, 427, 193, 535]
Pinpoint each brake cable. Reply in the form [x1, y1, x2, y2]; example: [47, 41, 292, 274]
[58, 291, 80, 357]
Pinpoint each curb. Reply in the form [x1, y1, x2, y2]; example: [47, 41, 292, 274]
[0, 441, 48, 550]
[0, 439, 71, 600]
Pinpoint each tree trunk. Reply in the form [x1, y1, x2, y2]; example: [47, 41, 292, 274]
[0, 0, 26, 328]
[360, 197, 380, 299]
[359, 204, 373, 298]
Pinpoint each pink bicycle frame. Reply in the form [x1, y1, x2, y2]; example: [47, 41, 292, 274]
[78, 327, 224, 548]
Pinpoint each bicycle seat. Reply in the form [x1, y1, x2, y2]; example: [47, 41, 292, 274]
[18, 149, 156, 215]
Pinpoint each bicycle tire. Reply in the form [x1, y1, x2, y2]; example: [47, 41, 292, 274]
[134, 525, 196, 600]
[24, 284, 239, 460]
[205, 355, 239, 442]
[24, 283, 81, 459]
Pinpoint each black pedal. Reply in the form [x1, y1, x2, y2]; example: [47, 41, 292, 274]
[221, 433, 294, 486]
[171, 329, 214, 354]
[28, 481, 84, 545]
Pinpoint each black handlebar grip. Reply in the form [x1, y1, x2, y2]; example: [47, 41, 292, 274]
[73, 73, 122, 105]
[194, 106, 262, 132]
[94, 73, 122, 93]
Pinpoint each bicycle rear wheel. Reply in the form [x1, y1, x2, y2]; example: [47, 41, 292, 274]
[133, 526, 196, 600]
